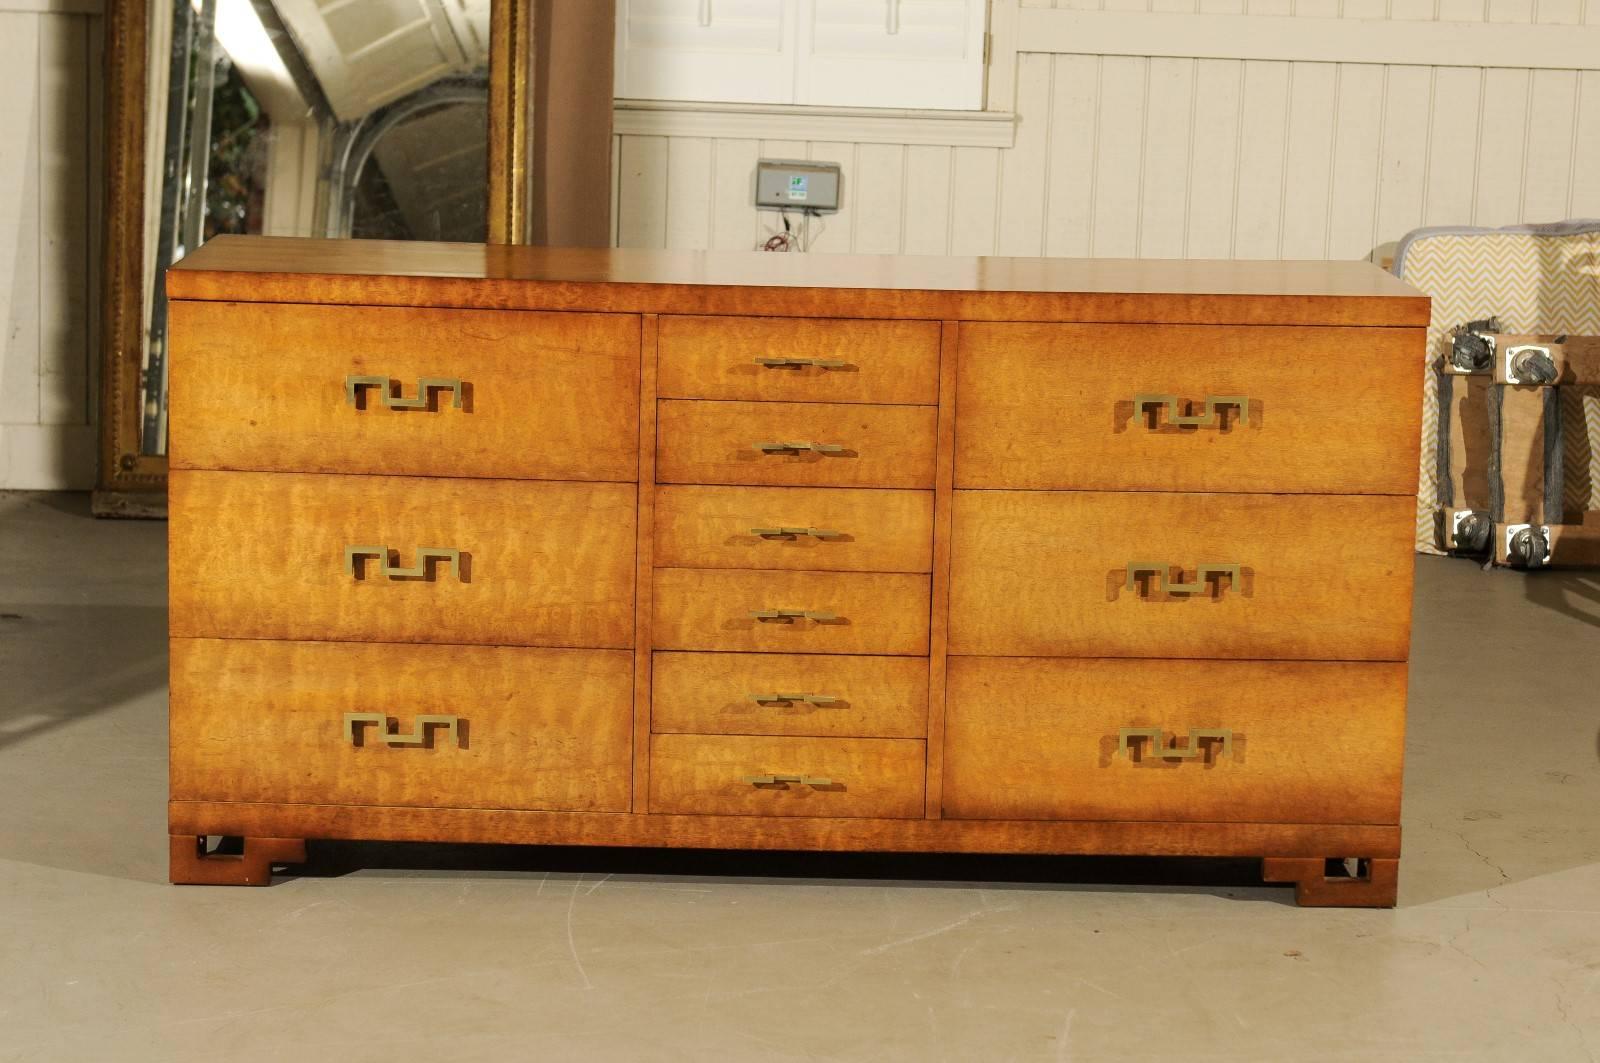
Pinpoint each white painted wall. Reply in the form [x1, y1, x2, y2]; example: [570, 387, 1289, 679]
[613, 0, 1600, 258]
[0, 1, 100, 490]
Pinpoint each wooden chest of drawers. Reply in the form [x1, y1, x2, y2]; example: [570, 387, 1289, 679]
[166, 237, 1427, 906]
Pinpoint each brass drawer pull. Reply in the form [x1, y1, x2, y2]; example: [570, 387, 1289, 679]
[750, 608, 839, 622]
[1125, 561, 1241, 595]
[755, 440, 847, 454]
[751, 525, 844, 539]
[744, 773, 835, 787]
[346, 375, 464, 410]
[755, 357, 850, 369]
[1133, 393, 1248, 427]
[748, 692, 840, 706]
[344, 713, 462, 747]
[345, 545, 463, 580]
[1118, 727, 1233, 760]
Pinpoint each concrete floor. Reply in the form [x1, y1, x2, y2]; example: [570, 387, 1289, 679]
[1, 490, 1597, 1062]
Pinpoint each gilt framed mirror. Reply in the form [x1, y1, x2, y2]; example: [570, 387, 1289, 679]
[95, 0, 531, 513]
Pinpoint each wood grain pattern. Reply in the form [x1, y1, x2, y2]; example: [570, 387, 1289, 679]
[656, 315, 941, 404]
[168, 301, 640, 481]
[948, 490, 1415, 660]
[653, 568, 931, 655]
[1496, 385, 1552, 524]
[649, 734, 926, 818]
[170, 800, 1403, 860]
[954, 322, 1425, 494]
[634, 315, 659, 812]
[170, 639, 634, 811]
[656, 399, 938, 489]
[168, 471, 636, 648]
[943, 657, 1406, 825]
[654, 485, 934, 573]
[652, 652, 928, 738]
[167, 237, 1432, 328]
[925, 321, 959, 819]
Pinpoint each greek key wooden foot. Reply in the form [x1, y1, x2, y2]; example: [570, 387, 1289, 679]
[1262, 857, 1399, 908]
[169, 835, 307, 886]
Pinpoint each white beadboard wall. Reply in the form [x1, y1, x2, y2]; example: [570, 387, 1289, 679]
[613, 0, 1600, 260]
[0, 1, 99, 490]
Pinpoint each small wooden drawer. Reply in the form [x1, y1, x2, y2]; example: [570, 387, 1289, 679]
[653, 569, 930, 655]
[170, 639, 633, 812]
[948, 490, 1414, 661]
[954, 322, 1423, 494]
[655, 485, 933, 573]
[169, 470, 635, 648]
[168, 301, 639, 481]
[657, 400, 937, 489]
[653, 652, 928, 738]
[943, 657, 1405, 824]
[650, 734, 926, 818]
[657, 315, 941, 405]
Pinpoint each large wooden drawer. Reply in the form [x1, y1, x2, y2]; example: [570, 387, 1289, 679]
[657, 400, 937, 489]
[169, 471, 635, 647]
[657, 315, 941, 405]
[653, 568, 930, 655]
[168, 301, 639, 481]
[943, 657, 1405, 824]
[655, 485, 933, 573]
[948, 490, 1413, 660]
[650, 734, 925, 818]
[653, 651, 927, 738]
[954, 322, 1422, 493]
[170, 639, 633, 812]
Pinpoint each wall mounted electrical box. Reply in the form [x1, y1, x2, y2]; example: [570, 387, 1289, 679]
[755, 159, 842, 212]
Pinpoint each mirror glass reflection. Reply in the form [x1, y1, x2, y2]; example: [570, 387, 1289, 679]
[141, 0, 491, 455]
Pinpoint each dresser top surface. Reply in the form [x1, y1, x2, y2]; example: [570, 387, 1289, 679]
[169, 236, 1429, 327]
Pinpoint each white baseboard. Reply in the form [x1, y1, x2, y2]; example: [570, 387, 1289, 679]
[0, 424, 96, 490]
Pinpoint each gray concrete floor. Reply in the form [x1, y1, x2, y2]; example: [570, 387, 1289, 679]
[1, 490, 1597, 1062]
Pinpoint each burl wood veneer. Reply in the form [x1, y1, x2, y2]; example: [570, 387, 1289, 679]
[166, 237, 1428, 905]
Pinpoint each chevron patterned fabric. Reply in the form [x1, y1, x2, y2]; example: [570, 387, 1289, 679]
[1395, 226, 1600, 554]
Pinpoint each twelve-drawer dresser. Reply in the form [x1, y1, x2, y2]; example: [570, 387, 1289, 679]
[166, 236, 1427, 906]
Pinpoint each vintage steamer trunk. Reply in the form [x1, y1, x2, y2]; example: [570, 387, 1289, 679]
[166, 237, 1428, 906]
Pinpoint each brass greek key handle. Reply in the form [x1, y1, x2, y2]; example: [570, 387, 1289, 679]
[744, 773, 835, 787]
[750, 526, 845, 539]
[750, 608, 839, 622]
[1118, 727, 1233, 760]
[755, 357, 850, 369]
[346, 375, 464, 410]
[345, 545, 463, 580]
[344, 713, 462, 747]
[748, 692, 840, 706]
[755, 441, 847, 454]
[1133, 394, 1248, 427]
[1126, 562, 1241, 595]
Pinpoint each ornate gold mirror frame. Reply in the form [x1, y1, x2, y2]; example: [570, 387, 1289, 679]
[94, 0, 531, 514]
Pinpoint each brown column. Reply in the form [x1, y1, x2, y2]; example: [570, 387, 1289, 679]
[529, 0, 615, 247]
